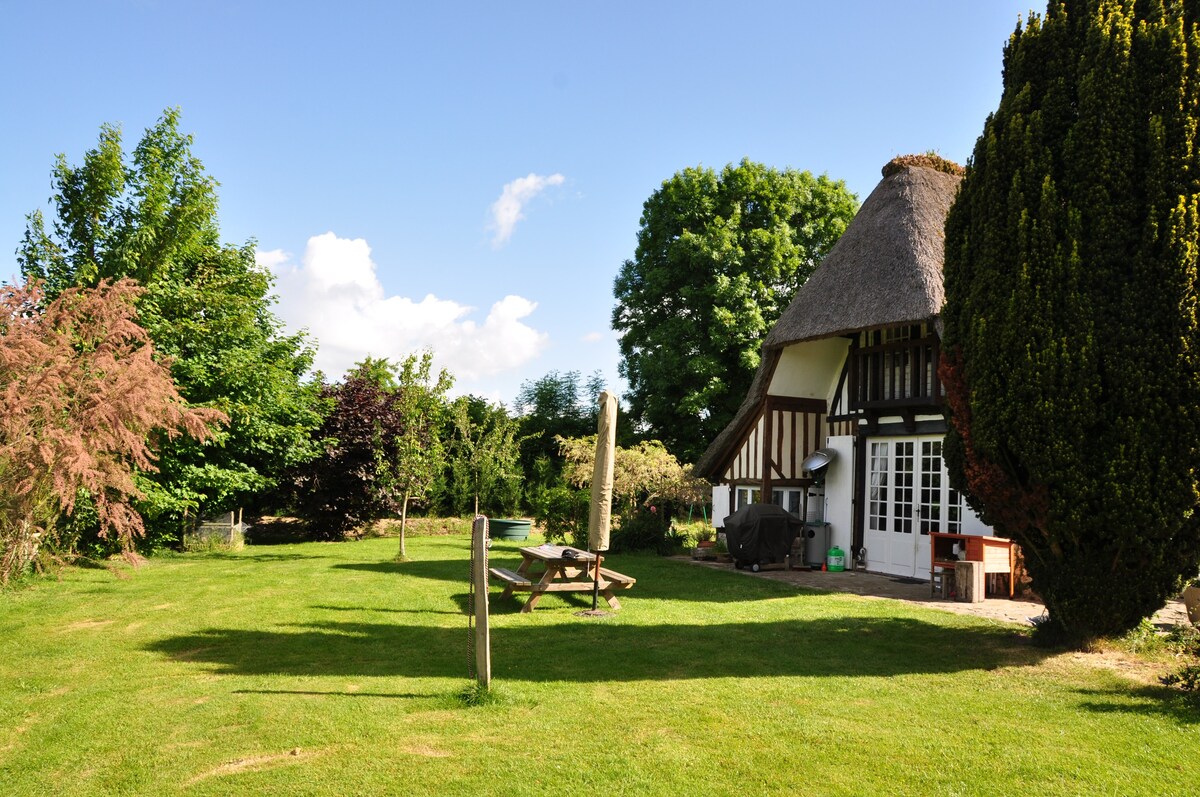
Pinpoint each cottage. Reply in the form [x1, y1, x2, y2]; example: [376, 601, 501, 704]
[695, 156, 994, 580]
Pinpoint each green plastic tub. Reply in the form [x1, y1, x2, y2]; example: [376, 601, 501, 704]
[489, 518, 531, 541]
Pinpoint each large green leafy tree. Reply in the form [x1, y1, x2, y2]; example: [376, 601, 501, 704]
[614, 159, 857, 462]
[17, 109, 323, 542]
[941, 0, 1200, 644]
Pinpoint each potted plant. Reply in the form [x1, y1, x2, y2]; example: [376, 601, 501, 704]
[692, 527, 716, 560]
[714, 537, 733, 564]
[1183, 574, 1200, 626]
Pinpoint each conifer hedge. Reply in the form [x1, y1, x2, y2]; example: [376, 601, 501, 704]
[942, 0, 1200, 644]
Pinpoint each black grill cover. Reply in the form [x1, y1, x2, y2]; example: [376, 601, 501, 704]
[722, 503, 804, 566]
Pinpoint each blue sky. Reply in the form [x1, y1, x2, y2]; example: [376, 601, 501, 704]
[1, 1, 1035, 404]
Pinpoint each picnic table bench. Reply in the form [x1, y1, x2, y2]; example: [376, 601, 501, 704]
[489, 544, 636, 612]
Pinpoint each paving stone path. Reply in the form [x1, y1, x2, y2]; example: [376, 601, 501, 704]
[684, 558, 1190, 630]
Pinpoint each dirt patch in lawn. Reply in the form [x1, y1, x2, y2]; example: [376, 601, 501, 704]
[185, 748, 317, 786]
[62, 619, 114, 631]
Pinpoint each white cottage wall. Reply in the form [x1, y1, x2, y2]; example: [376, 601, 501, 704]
[823, 435, 856, 555]
[768, 338, 849, 399]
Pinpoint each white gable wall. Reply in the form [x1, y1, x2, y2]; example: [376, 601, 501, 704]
[768, 338, 850, 400]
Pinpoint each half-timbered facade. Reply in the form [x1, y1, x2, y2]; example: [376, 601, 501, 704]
[696, 156, 993, 580]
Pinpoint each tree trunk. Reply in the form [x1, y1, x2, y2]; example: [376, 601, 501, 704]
[473, 493, 479, 517]
[399, 490, 409, 559]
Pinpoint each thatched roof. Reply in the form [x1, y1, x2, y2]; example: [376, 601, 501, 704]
[695, 157, 962, 479]
[764, 157, 961, 348]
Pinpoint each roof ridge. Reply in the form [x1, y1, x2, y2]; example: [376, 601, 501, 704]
[882, 153, 964, 178]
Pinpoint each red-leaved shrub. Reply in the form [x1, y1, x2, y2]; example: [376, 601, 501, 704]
[0, 278, 224, 581]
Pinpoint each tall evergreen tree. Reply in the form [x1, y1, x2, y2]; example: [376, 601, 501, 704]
[443, 396, 526, 517]
[942, 0, 1200, 644]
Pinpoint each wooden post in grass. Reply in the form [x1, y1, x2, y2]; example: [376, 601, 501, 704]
[471, 515, 491, 688]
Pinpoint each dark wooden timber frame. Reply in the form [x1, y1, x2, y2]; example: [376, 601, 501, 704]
[828, 347, 852, 418]
[852, 433, 867, 561]
[847, 326, 941, 413]
[710, 324, 956, 561]
[760, 396, 824, 499]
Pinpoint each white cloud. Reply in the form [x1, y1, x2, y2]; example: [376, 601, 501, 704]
[487, 172, 565, 248]
[254, 248, 290, 271]
[259, 232, 549, 384]
[582, 331, 604, 343]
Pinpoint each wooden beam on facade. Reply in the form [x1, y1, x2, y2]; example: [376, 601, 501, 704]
[766, 396, 827, 413]
[761, 403, 774, 500]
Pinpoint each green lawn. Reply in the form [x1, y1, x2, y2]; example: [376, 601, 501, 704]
[0, 533, 1195, 796]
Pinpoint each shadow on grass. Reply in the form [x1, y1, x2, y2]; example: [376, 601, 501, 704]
[332, 556, 786, 604]
[232, 689, 425, 699]
[1075, 685, 1200, 725]
[333, 559, 465, 580]
[311, 604, 463, 616]
[480, 592, 608, 615]
[146, 615, 1049, 683]
[209, 552, 335, 563]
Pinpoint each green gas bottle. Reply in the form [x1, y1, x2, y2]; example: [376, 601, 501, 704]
[826, 546, 846, 572]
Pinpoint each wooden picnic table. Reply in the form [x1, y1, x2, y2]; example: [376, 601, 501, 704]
[489, 543, 636, 612]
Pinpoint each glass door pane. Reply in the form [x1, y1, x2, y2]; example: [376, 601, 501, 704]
[891, 441, 914, 534]
[919, 440, 942, 535]
[868, 442, 889, 532]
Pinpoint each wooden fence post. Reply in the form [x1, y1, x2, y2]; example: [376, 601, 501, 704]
[471, 516, 491, 689]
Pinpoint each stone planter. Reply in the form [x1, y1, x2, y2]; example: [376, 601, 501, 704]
[1183, 584, 1200, 626]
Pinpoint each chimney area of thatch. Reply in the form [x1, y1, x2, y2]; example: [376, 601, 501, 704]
[882, 153, 964, 178]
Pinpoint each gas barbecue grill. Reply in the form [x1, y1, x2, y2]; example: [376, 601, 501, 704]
[722, 503, 804, 572]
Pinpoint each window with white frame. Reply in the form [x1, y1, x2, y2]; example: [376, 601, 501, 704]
[948, 485, 965, 534]
[735, 486, 760, 510]
[771, 487, 804, 517]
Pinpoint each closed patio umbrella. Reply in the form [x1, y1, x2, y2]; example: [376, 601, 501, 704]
[587, 391, 617, 611]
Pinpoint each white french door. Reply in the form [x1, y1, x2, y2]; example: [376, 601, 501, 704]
[864, 436, 964, 578]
